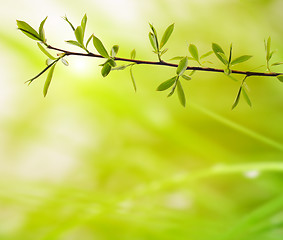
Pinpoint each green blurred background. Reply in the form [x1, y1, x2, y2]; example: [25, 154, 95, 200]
[1, 0, 283, 239]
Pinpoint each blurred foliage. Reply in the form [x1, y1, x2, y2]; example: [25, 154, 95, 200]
[1, 0, 283, 239]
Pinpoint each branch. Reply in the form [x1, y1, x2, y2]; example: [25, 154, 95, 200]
[47, 45, 281, 77]
[17, 15, 283, 108]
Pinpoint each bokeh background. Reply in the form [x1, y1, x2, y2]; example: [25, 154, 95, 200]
[1, 0, 283, 239]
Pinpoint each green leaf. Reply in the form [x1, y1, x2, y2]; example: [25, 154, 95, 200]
[189, 44, 199, 62]
[231, 55, 252, 65]
[101, 63, 111, 77]
[46, 58, 55, 66]
[62, 15, 75, 31]
[160, 23, 174, 49]
[37, 42, 56, 60]
[265, 37, 271, 61]
[181, 74, 191, 81]
[242, 88, 252, 107]
[228, 43, 233, 65]
[232, 87, 242, 110]
[149, 23, 158, 41]
[160, 48, 168, 56]
[130, 67, 137, 92]
[66, 40, 83, 48]
[149, 32, 157, 51]
[200, 51, 213, 59]
[277, 75, 283, 82]
[86, 34, 93, 48]
[107, 58, 116, 67]
[212, 43, 225, 54]
[269, 50, 275, 61]
[17, 20, 41, 41]
[75, 26, 84, 45]
[43, 63, 56, 97]
[131, 49, 136, 60]
[156, 76, 177, 91]
[170, 56, 184, 61]
[271, 62, 283, 66]
[212, 43, 228, 65]
[39, 17, 47, 42]
[93, 35, 109, 58]
[112, 65, 132, 71]
[217, 52, 228, 65]
[176, 57, 189, 76]
[81, 14, 87, 33]
[177, 81, 186, 107]
[110, 45, 119, 58]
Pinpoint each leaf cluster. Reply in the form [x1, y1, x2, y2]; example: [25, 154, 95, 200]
[212, 43, 252, 76]
[157, 57, 192, 107]
[148, 23, 174, 61]
[17, 17, 70, 96]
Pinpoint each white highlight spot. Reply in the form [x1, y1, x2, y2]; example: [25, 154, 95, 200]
[244, 170, 260, 179]
[164, 192, 192, 210]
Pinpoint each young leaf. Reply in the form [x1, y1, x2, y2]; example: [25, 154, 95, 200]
[93, 36, 109, 58]
[61, 58, 69, 66]
[149, 32, 157, 51]
[277, 75, 283, 82]
[232, 86, 242, 110]
[265, 37, 271, 61]
[160, 48, 168, 56]
[46, 58, 55, 66]
[242, 88, 252, 107]
[130, 67, 137, 92]
[212, 43, 225, 54]
[189, 70, 196, 76]
[156, 76, 177, 91]
[271, 62, 283, 66]
[167, 81, 177, 97]
[269, 50, 275, 61]
[39, 17, 47, 42]
[200, 51, 213, 59]
[231, 55, 252, 65]
[43, 63, 56, 97]
[149, 23, 158, 41]
[86, 34, 93, 48]
[110, 45, 119, 58]
[189, 44, 199, 62]
[17, 20, 40, 41]
[177, 81, 186, 107]
[160, 23, 174, 49]
[75, 26, 84, 45]
[37, 42, 56, 60]
[62, 15, 75, 31]
[176, 57, 189, 76]
[228, 43, 233, 65]
[101, 63, 111, 77]
[130, 49, 136, 60]
[66, 40, 83, 48]
[81, 14, 87, 33]
[170, 56, 184, 61]
[112, 65, 131, 71]
[181, 75, 191, 81]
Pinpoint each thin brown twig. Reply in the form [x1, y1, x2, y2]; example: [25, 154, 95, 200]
[47, 44, 282, 77]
